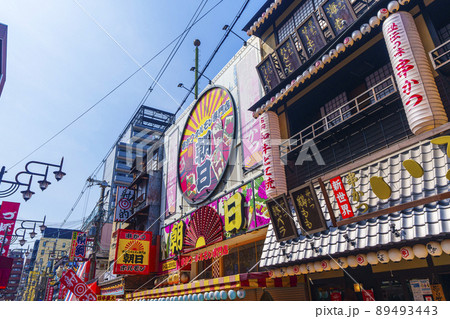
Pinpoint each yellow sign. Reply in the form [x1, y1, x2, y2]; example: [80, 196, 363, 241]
[170, 221, 185, 254]
[431, 284, 446, 301]
[224, 193, 245, 232]
[162, 259, 177, 272]
[97, 295, 117, 301]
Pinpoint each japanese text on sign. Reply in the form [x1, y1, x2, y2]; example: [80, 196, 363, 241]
[330, 176, 354, 219]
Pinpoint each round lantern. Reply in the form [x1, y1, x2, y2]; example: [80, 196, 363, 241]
[302, 70, 311, 80]
[291, 79, 296, 87]
[203, 292, 209, 301]
[347, 255, 358, 268]
[441, 239, 450, 254]
[275, 92, 280, 100]
[352, 30, 362, 42]
[388, 248, 402, 262]
[366, 252, 379, 265]
[329, 49, 338, 59]
[330, 259, 340, 270]
[337, 257, 348, 268]
[426, 241, 443, 256]
[306, 262, 316, 273]
[378, 8, 390, 21]
[369, 16, 381, 28]
[360, 23, 371, 35]
[356, 254, 368, 266]
[280, 267, 288, 277]
[344, 37, 354, 47]
[293, 264, 301, 275]
[377, 250, 390, 263]
[280, 88, 286, 95]
[336, 43, 345, 54]
[220, 290, 228, 300]
[296, 75, 303, 83]
[285, 83, 291, 91]
[187, 295, 193, 301]
[400, 246, 415, 260]
[214, 291, 220, 300]
[314, 260, 324, 272]
[299, 264, 308, 274]
[388, 1, 400, 13]
[321, 260, 331, 271]
[413, 244, 428, 259]
[398, 0, 410, 5]
[309, 65, 318, 75]
[268, 269, 275, 278]
[168, 274, 174, 285]
[182, 295, 188, 301]
[198, 294, 204, 301]
[286, 266, 295, 276]
[178, 296, 183, 301]
[208, 291, 215, 300]
[315, 60, 324, 70]
[273, 268, 282, 278]
[228, 290, 237, 300]
[237, 289, 246, 299]
[191, 294, 198, 301]
[322, 54, 331, 64]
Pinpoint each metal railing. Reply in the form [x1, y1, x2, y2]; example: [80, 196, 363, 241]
[429, 38, 450, 72]
[280, 76, 397, 158]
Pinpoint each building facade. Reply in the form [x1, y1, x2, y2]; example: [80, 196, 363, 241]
[0, 250, 25, 301]
[0, 23, 7, 97]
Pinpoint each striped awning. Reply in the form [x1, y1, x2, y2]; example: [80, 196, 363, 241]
[126, 272, 300, 300]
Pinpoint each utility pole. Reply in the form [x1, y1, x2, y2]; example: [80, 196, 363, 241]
[194, 39, 201, 99]
[87, 178, 109, 281]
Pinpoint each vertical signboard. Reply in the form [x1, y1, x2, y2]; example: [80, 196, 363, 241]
[68, 231, 87, 262]
[113, 186, 134, 222]
[178, 87, 236, 205]
[0, 201, 20, 256]
[275, 35, 302, 77]
[236, 44, 263, 171]
[256, 55, 281, 94]
[266, 194, 298, 242]
[113, 229, 152, 275]
[321, 0, 356, 37]
[165, 129, 179, 217]
[296, 14, 327, 58]
[329, 176, 354, 219]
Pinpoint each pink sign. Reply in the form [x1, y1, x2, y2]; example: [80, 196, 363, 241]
[165, 129, 179, 217]
[0, 202, 20, 257]
[60, 269, 97, 301]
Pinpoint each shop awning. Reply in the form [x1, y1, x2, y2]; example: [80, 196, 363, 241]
[126, 272, 300, 300]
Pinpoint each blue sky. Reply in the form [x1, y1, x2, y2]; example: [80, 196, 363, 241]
[0, 0, 263, 249]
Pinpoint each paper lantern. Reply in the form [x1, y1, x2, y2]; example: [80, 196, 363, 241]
[293, 264, 301, 275]
[360, 23, 371, 35]
[315, 60, 324, 70]
[182, 295, 188, 301]
[388, 248, 402, 262]
[398, 0, 410, 4]
[187, 295, 192, 301]
[413, 244, 428, 259]
[214, 291, 220, 300]
[426, 241, 443, 256]
[388, 1, 400, 13]
[337, 257, 348, 268]
[400, 246, 414, 260]
[220, 290, 227, 300]
[366, 252, 379, 265]
[299, 264, 308, 274]
[303, 70, 311, 79]
[273, 268, 282, 278]
[441, 239, 450, 254]
[330, 259, 340, 270]
[336, 43, 345, 54]
[228, 290, 236, 300]
[377, 8, 389, 20]
[173, 273, 180, 284]
[208, 291, 215, 300]
[356, 254, 368, 266]
[280, 267, 288, 277]
[309, 65, 318, 75]
[352, 30, 362, 42]
[192, 294, 198, 301]
[322, 54, 331, 64]
[306, 262, 316, 273]
[347, 255, 358, 268]
[321, 260, 331, 271]
[204, 292, 209, 301]
[198, 294, 204, 301]
[268, 269, 275, 278]
[286, 266, 295, 276]
[178, 296, 183, 301]
[329, 49, 338, 59]
[344, 37, 354, 47]
[383, 12, 448, 135]
[369, 16, 380, 28]
[377, 250, 390, 263]
[314, 261, 324, 272]
[237, 289, 246, 299]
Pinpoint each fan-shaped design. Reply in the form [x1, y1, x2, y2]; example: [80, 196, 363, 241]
[124, 240, 144, 251]
[184, 206, 223, 252]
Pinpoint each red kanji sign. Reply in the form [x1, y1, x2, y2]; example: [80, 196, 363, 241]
[60, 269, 97, 301]
[0, 202, 20, 257]
[329, 176, 354, 219]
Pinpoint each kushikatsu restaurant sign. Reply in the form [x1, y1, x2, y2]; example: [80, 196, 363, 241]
[178, 87, 236, 205]
[113, 229, 151, 275]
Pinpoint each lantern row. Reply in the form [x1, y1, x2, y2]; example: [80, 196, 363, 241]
[133, 289, 246, 301]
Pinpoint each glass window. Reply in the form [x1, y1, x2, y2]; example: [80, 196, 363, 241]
[42, 241, 46, 247]
[62, 243, 66, 248]
[223, 248, 239, 276]
[197, 259, 212, 280]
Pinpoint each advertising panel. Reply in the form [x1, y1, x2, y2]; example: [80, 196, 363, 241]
[165, 129, 179, 217]
[68, 231, 87, 262]
[113, 229, 152, 275]
[0, 201, 20, 257]
[113, 186, 134, 222]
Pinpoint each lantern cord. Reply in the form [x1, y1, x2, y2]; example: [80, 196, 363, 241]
[264, 190, 376, 301]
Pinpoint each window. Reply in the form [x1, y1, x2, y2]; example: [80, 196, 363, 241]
[222, 240, 265, 276]
[42, 241, 47, 247]
[320, 92, 349, 128]
[62, 243, 66, 248]
[365, 63, 394, 100]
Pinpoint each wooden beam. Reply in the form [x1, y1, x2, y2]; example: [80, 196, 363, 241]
[318, 177, 337, 227]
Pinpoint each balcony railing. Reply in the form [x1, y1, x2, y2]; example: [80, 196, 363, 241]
[429, 39, 450, 74]
[280, 76, 397, 158]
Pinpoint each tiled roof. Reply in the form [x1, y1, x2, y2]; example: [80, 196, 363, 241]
[260, 140, 450, 268]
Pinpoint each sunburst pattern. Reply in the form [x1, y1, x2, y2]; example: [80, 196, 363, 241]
[124, 240, 144, 251]
[184, 206, 224, 252]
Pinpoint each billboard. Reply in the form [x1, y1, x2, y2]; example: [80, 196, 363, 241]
[68, 231, 87, 262]
[165, 129, 179, 217]
[0, 201, 20, 257]
[113, 186, 134, 222]
[113, 229, 152, 275]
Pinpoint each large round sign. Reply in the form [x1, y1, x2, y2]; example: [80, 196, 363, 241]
[178, 87, 236, 204]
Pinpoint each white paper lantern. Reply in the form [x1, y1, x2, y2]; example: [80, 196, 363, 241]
[314, 261, 323, 272]
[306, 262, 316, 273]
[329, 49, 338, 59]
[286, 266, 295, 276]
[220, 290, 227, 300]
[413, 244, 428, 259]
[360, 23, 371, 35]
[344, 37, 354, 47]
[204, 292, 209, 301]
[302, 70, 311, 79]
[273, 268, 282, 278]
[356, 254, 368, 266]
[280, 88, 286, 95]
[299, 264, 308, 274]
[388, 1, 400, 13]
[377, 8, 390, 20]
[322, 54, 331, 64]
[377, 250, 390, 263]
[237, 289, 246, 299]
[330, 259, 340, 270]
[398, 0, 410, 4]
[309, 65, 318, 75]
[337, 257, 348, 269]
[192, 294, 198, 301]
[321, 260, 331, 271]
[336, 43, 345, 54]
[352, 30, 362, 42]
[347, 255, 358, 268]
[228, 290, 236, 300]
[366, 252, 379, 265]
[441, 239, 450, 254]
[426, 241, 443, 256]
[280, 267, 288, 277]
[293, 264, 301, 275]
[198, 294, 204, 301]
[369, 16, 381, 28]
[400, 246, 415, 260]
[214, 291, 220, 300]
[388, 248, 402, 262]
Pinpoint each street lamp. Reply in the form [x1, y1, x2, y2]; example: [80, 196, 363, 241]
[223, 25, 247, 46]
[190, 67, 213, 84]
[9, 216, 47, 247]
[177, 83, 195, 96]
[0, 157, 66, 201]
